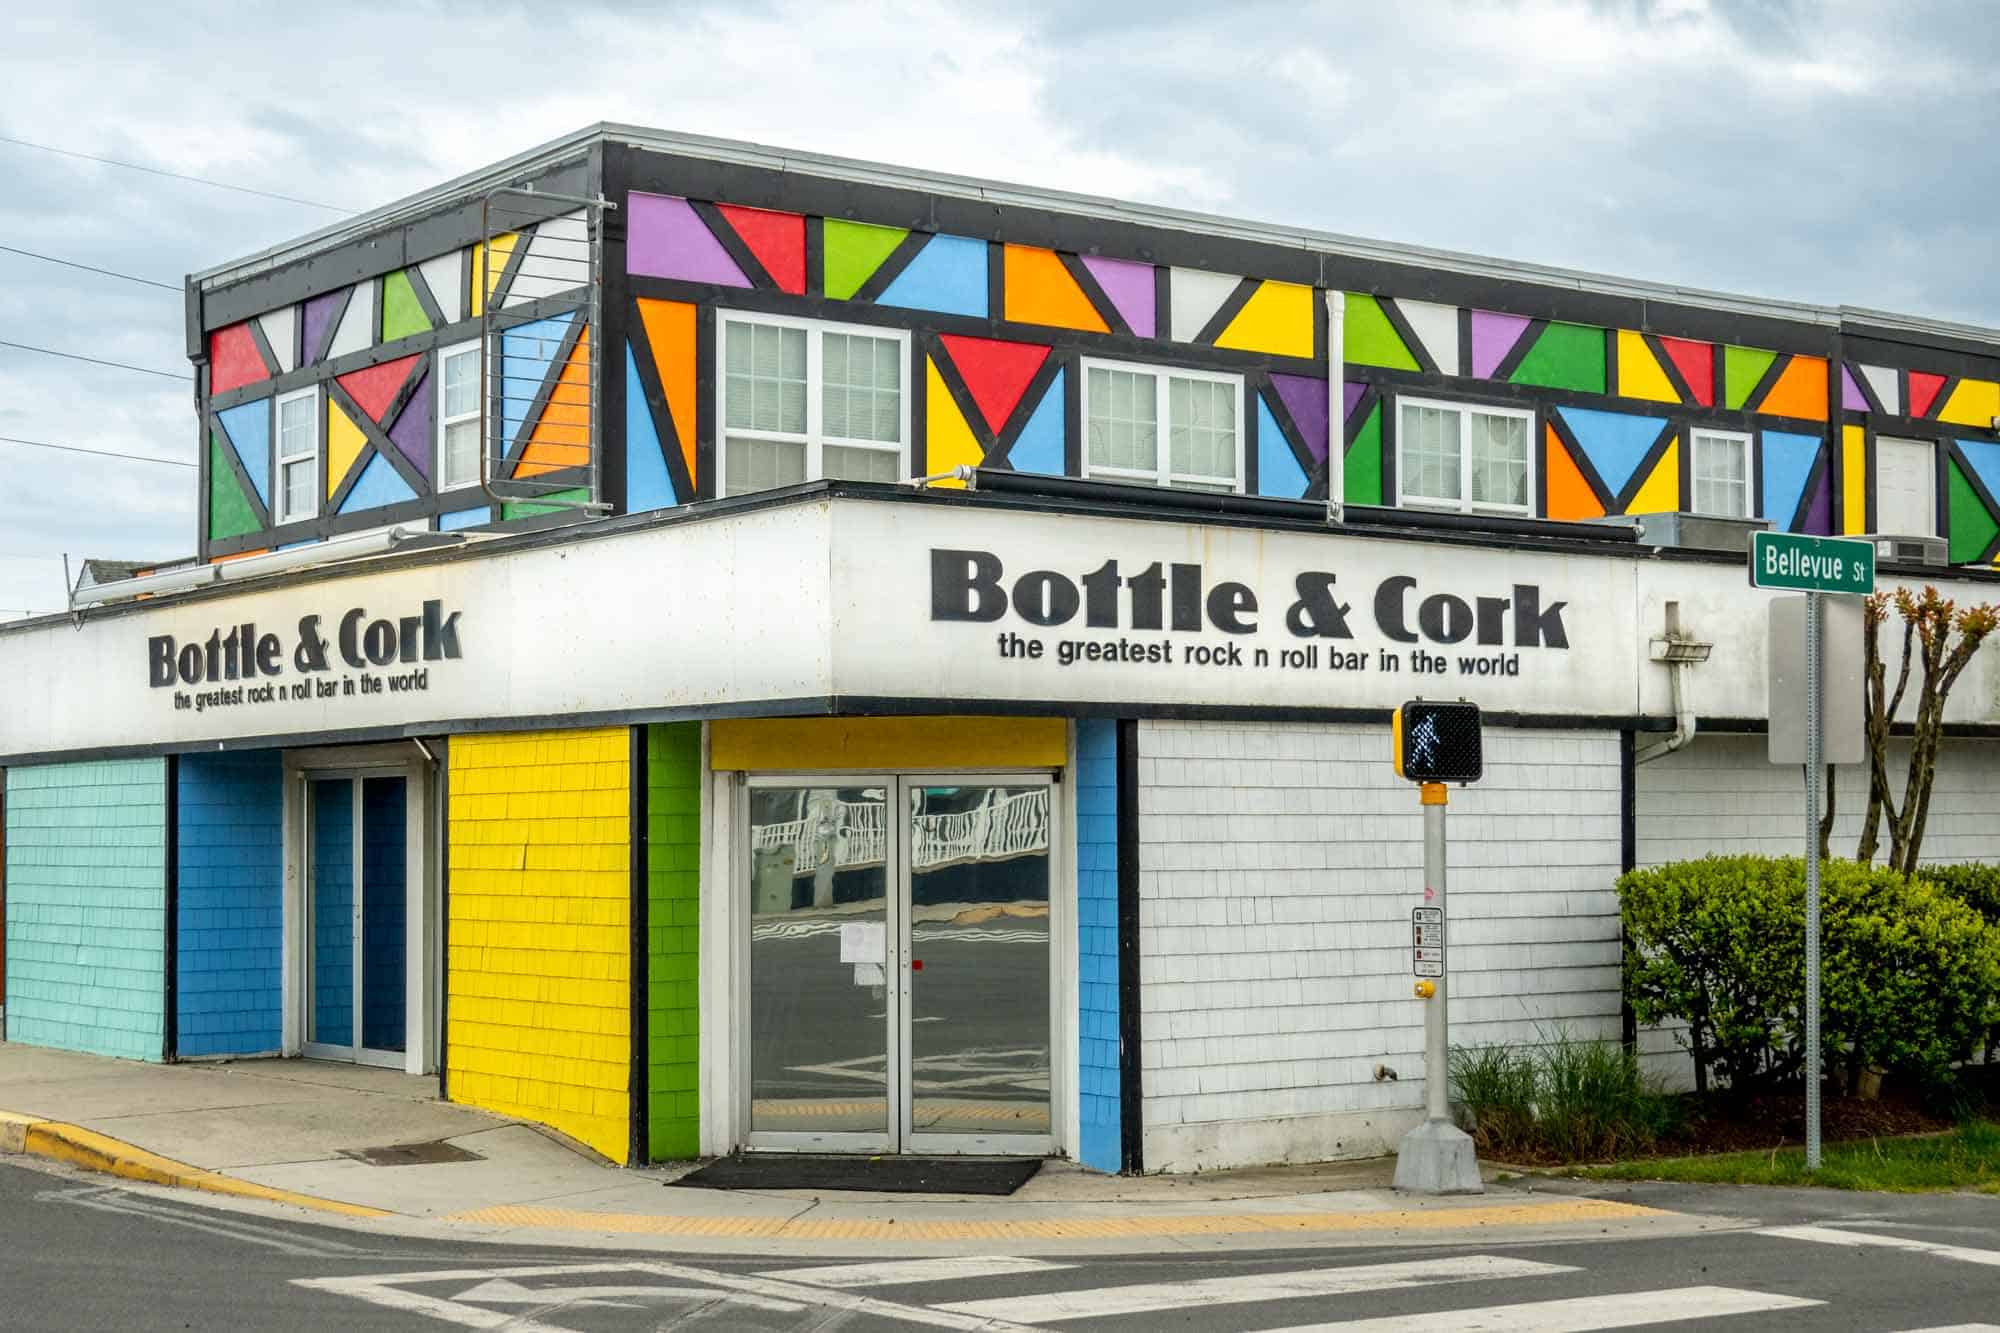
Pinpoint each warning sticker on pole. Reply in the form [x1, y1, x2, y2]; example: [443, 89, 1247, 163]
[1413, 906, 1443, 977]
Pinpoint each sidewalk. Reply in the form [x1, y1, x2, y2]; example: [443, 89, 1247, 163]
[0, 1043, 1725, 1256]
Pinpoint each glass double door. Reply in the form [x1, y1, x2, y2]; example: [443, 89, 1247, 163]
[746, 776, 1054, 1154]
[303, 772, 409, 1066]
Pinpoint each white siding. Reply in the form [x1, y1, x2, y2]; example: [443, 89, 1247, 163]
[1136, 720, 1622, 1171]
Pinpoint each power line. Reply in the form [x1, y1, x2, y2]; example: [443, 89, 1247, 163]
[0, 243, 180, 291]
[0, 338, 189, 381]
[0, 433, 196, 468]
[0, 133, 350, 213]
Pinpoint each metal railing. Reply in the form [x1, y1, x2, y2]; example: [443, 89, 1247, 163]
[751, 789, 1051, 875]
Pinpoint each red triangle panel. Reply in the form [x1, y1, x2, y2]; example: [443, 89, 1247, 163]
[1658, 336, 1713, 407]
[937, 334, 1051, 434]
[1909, 370, 1947, 419]
[336, 353, 422, 425]
[209, 323, 268, 396]
[716, 204, 805, 295]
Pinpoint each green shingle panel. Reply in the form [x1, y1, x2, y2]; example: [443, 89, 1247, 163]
[646, 722, 703, 1160]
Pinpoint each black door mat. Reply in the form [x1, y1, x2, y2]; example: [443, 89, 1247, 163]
[676, 1154, 1042, 1195]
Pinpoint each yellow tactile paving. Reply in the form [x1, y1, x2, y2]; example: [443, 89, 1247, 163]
[18, 1119, 389, 1218]
[441, 1197, 1664, 1242]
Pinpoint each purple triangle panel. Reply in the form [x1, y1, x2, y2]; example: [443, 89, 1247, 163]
[1470, 310, 1532, 378]
[1841, 363, 1868, 412]
[1268, 373, 1331, 464]
[1343, 382, 1366, 423]
[387, 369, 434, 481]
[1080, 255, 1155, 338]
[1801, 467, 1832, 534]
[303, 289, 344, 365]
[627, 192, 750, 286]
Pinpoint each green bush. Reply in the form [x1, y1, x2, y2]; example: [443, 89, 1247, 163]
[1450, 1030, 1682, 1162]
[1919, 863, 2000, 926]
[1621, 856, 2000, 1094]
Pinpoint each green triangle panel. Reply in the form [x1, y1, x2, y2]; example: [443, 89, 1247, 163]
[208, 432, 259, 541]
[1947, 458, 1999, 564]
[502, 486, 592, 520]
[381, 270, 432, 342]
[823, 219, 909, 301]
[1344, 401, 1384, 506]
[1509, 322, 1605, 393]
[1343, 294, 1419, 372]
[1724, 345, 1778, 411]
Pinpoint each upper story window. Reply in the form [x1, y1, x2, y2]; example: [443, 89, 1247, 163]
[719, 314, 908, 496]
[1875, 436, 1937, 536]
[274, 387, 319, 524]
[1081, 358, 1242, 492]
[1395, 396, 1533, 515]
[438, 341, 481, 490]
[1691, 428, 1750, 518]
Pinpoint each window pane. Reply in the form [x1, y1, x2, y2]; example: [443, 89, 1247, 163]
[282, 460, 312, 519]
[1692, 432, 1748, 518]
[730, 324, 807, 436]
[442, 350, 478, 419]
[824, 443, 901, 483]
[725, 436, 807, 496]
[444, 420, 480, 488]
[1087, 367, 1158, 474]
[822, 332, 900, 444]
[1400, 403, 1460, 502]
[1469, 411, 1527, 508]
[279, 396, 314, 460]
[1168, 377, 1236, 484]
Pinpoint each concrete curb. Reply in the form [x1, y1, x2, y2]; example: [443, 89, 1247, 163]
[0, 1109, 389, 1218]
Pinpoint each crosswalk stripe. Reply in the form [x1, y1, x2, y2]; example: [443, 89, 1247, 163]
[1246, 1285, 1822, 1331]
[1894, 1325, 2000, 1332]
[934, 1255, 1575, 1324]
[757, 1256, 1072, 1288]
[1758, 1225, 2000, 1268]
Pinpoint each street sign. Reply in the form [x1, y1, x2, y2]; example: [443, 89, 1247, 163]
[1749, 531, 1876, 595]
[1769, 595, 1865, 765]
[1413, 906, 1443, 977]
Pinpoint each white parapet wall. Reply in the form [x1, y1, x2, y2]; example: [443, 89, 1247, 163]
[1134, 719, 1623, 1173]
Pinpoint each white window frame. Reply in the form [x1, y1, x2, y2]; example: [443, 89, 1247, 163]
[1689, 427, 1752, 519]
[273, 386, 320, 525]
[1875, 435, 1939, 536]
[715, 311, 911, 494]
[1393, 394, 1536, 516]
[436, 339, 482, 492]
[1078, 356, 1245, 493]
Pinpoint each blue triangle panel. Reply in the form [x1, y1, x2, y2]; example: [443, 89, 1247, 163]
[877, 234, 987, 319]
[499, 313, 577, 447]
[1761, 429, 1819, 530]
[440, 506, 491, 532]
[1005, 368, 1064, 475]
[216, 399, 272, 507]
[1256, 394, 1309, 498]
[625, 346, 679, 512]
[1957, 439, 2000, 505]
[336, 451, 419, 515]
[1555, 406, 1667, 498]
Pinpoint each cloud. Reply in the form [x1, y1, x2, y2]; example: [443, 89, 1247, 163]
[0, 0, 1994, 619]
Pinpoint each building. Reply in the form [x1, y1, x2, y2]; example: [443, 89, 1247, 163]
[3, 124, 1999, 1172]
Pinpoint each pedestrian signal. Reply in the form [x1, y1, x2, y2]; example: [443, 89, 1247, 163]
[1393, 700, 1482, 783]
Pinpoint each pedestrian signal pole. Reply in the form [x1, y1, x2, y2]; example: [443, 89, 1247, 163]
[1390, 700, 1484, 1195]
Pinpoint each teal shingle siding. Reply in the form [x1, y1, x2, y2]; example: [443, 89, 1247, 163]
[175, 753, 283, 1057]
[4, 759, 168, 1061]
[1075, 718, 1121, 1172]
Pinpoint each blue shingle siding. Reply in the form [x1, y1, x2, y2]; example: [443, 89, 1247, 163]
[1075, 718, 1122, 1172]
[4, 759, 168, 1061]
[175, 752, 283, 1057]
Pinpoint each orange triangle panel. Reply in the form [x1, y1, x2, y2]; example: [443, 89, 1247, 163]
[1002, 244, 1108, 333]
[336, 353, 421, 425]
[637, 299, 697, 481]
[1756, 354, 1827, 421]
[937, 334, 1051, 434]
[716, 203, 805, 295]
[516, 324, 592, 478]
[1910, 370, 1948, 419]
[1544, 425, 1605, 520]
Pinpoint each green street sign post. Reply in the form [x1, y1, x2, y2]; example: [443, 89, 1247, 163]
[1752, 530, 1876, 1171]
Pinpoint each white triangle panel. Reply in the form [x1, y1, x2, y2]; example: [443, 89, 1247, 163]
[326, 282, 375, 360]
[1395, 299, 1460, 376]
[418, 250, 467, 324]
[257, 306, 298, 373]
[1169, 267, 1242, 344]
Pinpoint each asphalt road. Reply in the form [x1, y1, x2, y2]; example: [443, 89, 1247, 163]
[5, 1154, 2000, 1331]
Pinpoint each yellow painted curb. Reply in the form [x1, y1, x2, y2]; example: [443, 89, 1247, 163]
[442, 1196, 1665, 1243]
[12, 1117, 389, 1219]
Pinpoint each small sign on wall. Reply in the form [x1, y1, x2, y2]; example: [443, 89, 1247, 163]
[1413, 906, 1443, 977]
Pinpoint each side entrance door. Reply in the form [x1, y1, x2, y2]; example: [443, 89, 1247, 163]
[743, 775, 1055, 1155]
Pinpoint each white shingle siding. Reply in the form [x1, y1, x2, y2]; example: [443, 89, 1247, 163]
[1136, 720, 1622, 1171]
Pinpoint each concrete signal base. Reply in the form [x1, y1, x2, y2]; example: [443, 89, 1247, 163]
[1393, 1117, 1485, 1195]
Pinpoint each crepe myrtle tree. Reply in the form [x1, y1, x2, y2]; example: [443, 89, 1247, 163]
[1853, 586, 2000, 875]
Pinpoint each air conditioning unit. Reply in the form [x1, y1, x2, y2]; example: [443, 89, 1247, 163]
[1860, 534, 1948, 567]
[1583, 512, 1770, 554]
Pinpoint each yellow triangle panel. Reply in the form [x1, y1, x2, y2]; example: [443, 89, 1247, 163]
[1216, 281, 1314, 359]
[1622, 435, 1679, 514]
[326, 398, 368, 498]
[1003, 245, 1107, 333]
[1938, 377, 2000, 429]
[1616, 330, 1679, 404]
[470, 232, 520, 319]
[925, 356, 983, 487]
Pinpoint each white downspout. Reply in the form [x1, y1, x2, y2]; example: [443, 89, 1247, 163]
[1635, 600, 1710, 765]
[1325, 288, 1345, 524]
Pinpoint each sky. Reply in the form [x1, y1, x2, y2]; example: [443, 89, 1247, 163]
[1, 0, 1995, 620]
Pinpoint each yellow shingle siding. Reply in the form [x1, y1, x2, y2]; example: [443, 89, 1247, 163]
[446, 729, 632, 1160]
